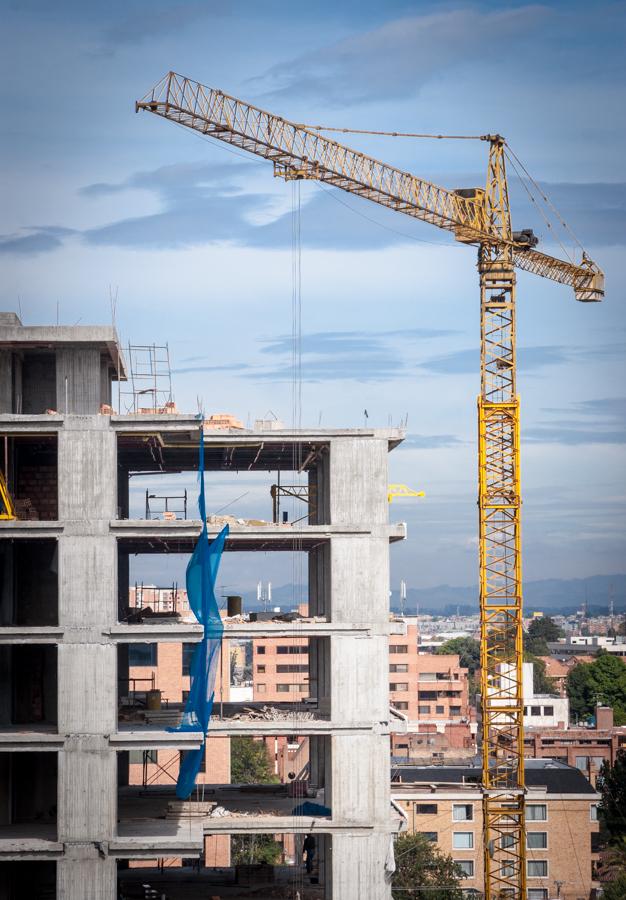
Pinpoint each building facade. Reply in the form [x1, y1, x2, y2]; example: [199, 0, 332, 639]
[392, 760, 600, 900]
[0, 313, 405, 899]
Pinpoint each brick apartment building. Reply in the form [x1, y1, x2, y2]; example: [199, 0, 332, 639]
[392, 759, 600, 900]
[524, 704, 626, 786]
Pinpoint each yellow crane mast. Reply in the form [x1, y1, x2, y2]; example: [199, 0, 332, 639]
[136, 72, 604, 900]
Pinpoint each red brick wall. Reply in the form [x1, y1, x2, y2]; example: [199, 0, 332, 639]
[15, 465, 58, 520]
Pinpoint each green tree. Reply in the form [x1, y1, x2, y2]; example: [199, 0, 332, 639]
[566, 655, 626, 725]
[231, 834, 282, 865]
[231, 736, 278, 784]
[601, 872, 626, 900]
[392, 833, 463, 900]
[436, 637, 480, 673]
[437, 637, 481, 703]
[598, 750, 626, 839]
[524, 615, 563, 655]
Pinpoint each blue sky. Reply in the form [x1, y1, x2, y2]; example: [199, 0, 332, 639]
[2, 0, 625, 592]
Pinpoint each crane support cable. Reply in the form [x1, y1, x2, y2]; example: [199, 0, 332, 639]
[293, 124, 487, 140]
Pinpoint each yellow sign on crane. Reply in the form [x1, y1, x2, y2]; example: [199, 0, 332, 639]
[387, 484, 425, 503]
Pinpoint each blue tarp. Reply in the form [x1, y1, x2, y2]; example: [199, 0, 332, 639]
[169, 425, 228, 799]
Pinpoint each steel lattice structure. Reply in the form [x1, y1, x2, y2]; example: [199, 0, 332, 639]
[137, 72, 604, 899]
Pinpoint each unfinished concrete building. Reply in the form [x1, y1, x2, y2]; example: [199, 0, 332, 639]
[0, 313, 406, 899]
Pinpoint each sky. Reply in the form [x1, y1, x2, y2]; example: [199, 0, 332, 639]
[1, 0, 625, 594]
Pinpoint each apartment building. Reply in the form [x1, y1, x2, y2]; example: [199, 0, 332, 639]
[0, 313, 406, 899]
[392, 759, 600, 900]
[524, 704, 626, 785]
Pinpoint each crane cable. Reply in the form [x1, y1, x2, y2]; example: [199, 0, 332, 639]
[505, 143, 587, 256]
[295, 125, 486, 140]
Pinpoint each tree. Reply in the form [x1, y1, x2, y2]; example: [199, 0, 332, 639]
[436, 637, 480, 674]
[437, 637, 481, 703]
[601, 872, 626, 900]
[392, 833, 463, 900]
[524, 615, 563, 655]
[598, 750, 626, 839]
[232, 834, 282, 866]
[566, 655, 626, 725]
[231, 736, 278, 784]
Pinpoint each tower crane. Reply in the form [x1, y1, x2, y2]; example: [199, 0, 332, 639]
[136, 72, 604, 900]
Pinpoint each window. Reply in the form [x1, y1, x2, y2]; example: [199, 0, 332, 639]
[575, 755, 589, 770]
[526, 804, 547, 821]
[257, 664, 266, 673]
[590, 804, 598, 821]
[277, 645, 308, 654]
[454, 860, 474, 878]
[394, 702, 409, 710]
[450, 705, 462, 715]
[128, 643, 157, 667]
[418, 691, 437, 700]
[182, 643, 194, 676]
[390, 645, 408, 653]
[390, 663, 409, 673]
[453, 832, 474, 849]
[419, 672, 437, 681]
[527, 891, 548, 900]
[415, 804, 438, 815]
[418, 832, 437, 842]
[531, 705, 541, 716]
[256, 683, 266, 694]
[276, 683, 307, 692]
[436, 705, 445, 714]
[277, 664, 308, 673]
[257, 645, 266, 654]
[527, 832, 547, 849]
[543, 705, 554, 716]
[501, 834, 515, 849]
[418, 705, 431, 714]
[453, 804, 474, 822]
[527, 861, 548, 877]
[129, 749, 157, 765]
[390, 683, 409, 692]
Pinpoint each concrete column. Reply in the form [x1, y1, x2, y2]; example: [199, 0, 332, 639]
[0, 351, 12, 413]
[56, 349, 102, 414]
[326, 437, 393, 898]
[331, 833, 393, 899]
[56, 417, 118, 898]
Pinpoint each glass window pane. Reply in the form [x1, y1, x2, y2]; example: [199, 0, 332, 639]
[527, 832, 547, 849]
[526, 804, 546, 821]
[455, 860, 474, 877]
[528, 860, 548, 877]
[453, 804, 473, 821]
[453, 832, 474, 849]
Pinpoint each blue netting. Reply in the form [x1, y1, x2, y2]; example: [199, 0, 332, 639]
[169, 425, 228, 799]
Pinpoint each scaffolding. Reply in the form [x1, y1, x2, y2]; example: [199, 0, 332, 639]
[121, 343, 173, 414]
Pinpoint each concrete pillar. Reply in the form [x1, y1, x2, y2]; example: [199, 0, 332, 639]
[56, 417, 118, 898]
[0, 351, 12, 413]
[56, 349, 102, 414]
[325, 436, 393, 898]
